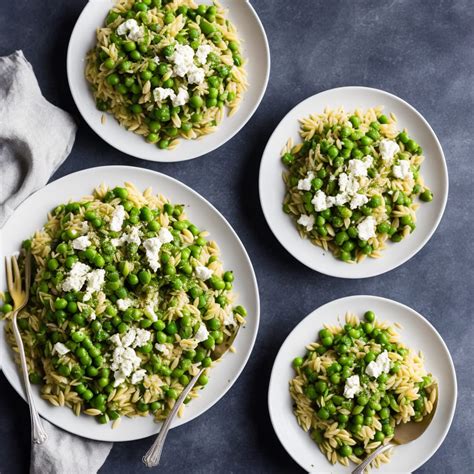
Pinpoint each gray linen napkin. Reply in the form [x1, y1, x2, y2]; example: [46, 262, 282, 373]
[0, 50, 76, 227]
[30, 420, 112, 474]
[0, 50, 113, 473]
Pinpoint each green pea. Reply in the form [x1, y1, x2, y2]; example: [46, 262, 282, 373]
[378, 114, 389, 124]
[189, 95, 204, 109]
[374, 431, 385, 442]
[201, 334, 214, 350]
[327, 145, 338, 159]
[349, 115, 360, 128]
[29, 372, 43, 384]
[335, 231, 349, 246]
[367, 128, 380, 141]
[364, 310, 376, 322]
[106, 73, 120, 86]
[292, 357, 303, 368]
[420, 190, 433, 202]
[164, 11, 174, 24]
[317, 407, 330, 420]
[66, 301, 78, 314]
[390, 233, 403, 243]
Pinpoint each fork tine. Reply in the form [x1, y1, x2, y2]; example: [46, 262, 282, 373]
[25, 250, 32, 297]
[5, 256, 13, 292]
[12, 255, 22, 293]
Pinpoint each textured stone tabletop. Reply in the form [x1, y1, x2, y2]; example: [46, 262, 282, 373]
[0, 0, 473, 472]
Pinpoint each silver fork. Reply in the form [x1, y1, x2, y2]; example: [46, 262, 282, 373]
[142, 326, 240, 467]
[5, 251, 48, 444]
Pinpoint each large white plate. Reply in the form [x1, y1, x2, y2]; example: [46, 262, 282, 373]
[67, 0, 270, 162]
[259, 87, 449, 278]
[0, 166, 260, 442]
[268, 295, 457, 473]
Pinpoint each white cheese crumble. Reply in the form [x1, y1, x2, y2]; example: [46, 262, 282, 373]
[196, 44, 212, 64]
[194, 323, 210, 343]
[143, 237, 162, 272]
[144, 303, 158, 321]
[172, 87, 189, 107]
[89, 312, 97, 321]
[168, 44, 206, 85]
[350, 193, 369, 210]
[347, 156, 373, 178]
[365, 350, 391, 378]
[297, 214, 315, 231]
[109, 333, 122, 347]
[112, 226, 141, 247]
[61, 262, 91, 292]
[153, 87, 176, 103]
[155, 343, 171, 357]
[393, 160, 413, 180]
[379, 139, 400, 162]
[110, 205, 126, 232]
[122, 328, 137, 348]
[169, 44, 195, 77]
[133, 328, 152, 348]
[311, 190, 328, 212]
[152, 55, 160, 65]
[327, 193, 349, 207]
[297, 172, 314, 191]
[53, 342, 70, 356]
[357, 216, 377, 241]
[109, 333, 150, 387]
[338, 172, 360, 195]
[158, 227, 174, 244]
[83, 269, 105, 302]
[117, 298, 133, 311]
[343, 375, 362, 399]
[187, 66, 205, 85]
[131, 369, 147, 385]
[116, 19, 144, 42]
[195, 265, 213, 280]
[71, 235, 91, 251]
[110, 346, 142, 387]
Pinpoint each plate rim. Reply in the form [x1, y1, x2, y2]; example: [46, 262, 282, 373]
[66, 0, 271, 163]
[258, 85, 449, 279]
[267, 294, 458, 473]
[0, 165, 261, 442]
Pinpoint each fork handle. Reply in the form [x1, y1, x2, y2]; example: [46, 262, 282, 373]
[351, 442, 393, 474]
[12, 314, 48, 444]
[142, 368, 204, 467]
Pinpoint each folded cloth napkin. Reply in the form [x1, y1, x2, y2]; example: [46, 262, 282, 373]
[30, 419, 112, 474]
[0, 50, 76, 227]
[0, 50, 112, 473]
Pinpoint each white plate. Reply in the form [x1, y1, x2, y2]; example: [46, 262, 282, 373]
[268, 295, 457, 473]
[259, 86, 449, 279]
[67, 0, 270, 162]
[0, 165, 260, 442]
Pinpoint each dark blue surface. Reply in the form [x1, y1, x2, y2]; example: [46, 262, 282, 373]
[1, 0, 473, 473]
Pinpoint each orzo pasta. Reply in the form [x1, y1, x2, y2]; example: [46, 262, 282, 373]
[2, 182, 247, 426]
[290, 310, 437, 469]
[281, 107, 433, 262]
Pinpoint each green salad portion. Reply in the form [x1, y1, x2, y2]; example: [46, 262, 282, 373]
[290, 310, 437, 468]
[86, 0, 247, 150]
[2, 183, 247, 426]
[282, 107, 432, 263]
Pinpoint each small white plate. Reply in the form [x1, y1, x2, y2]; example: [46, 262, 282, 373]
[67, 0, 270, 162]
[0, 166, 260, 442]
[268, 295, 457, 473]
[259, 87, 448, 279]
